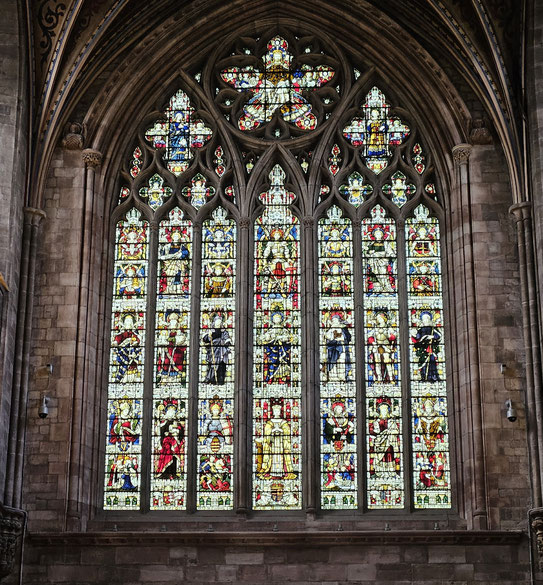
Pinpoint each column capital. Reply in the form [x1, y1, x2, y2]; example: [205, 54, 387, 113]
[303, 216, 314, 229]
[452, 143, 472, 165]
[530, 508, 543, 570]
[0, 503, 25, 580]
[239, 217, 251, 229]
[509, 201, 532, 221]
[23, 207, 46, 226]
[82, 148, 103, 169]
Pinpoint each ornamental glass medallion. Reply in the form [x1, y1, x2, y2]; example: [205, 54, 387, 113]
[221, 36, 335, 132]
[362, 205, 404, 508]
[318, 206, 357, 510]
[382, 171, 416, 208]
[197, 207, 236, 510]
[343, 87, 410, 174]
[139, 174, 172, 211]
[406, 205, 450, 508]
[182, 173, 216, 210]
[104, 208, 148, 510]
[145, 89, 212, 176]
[253, 165, 302, 510]
[339, 171, 373, 207]
[151, 208, 192, 510]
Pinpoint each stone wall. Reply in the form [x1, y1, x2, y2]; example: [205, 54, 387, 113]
[20, 534, 530, 584]
[0, 0, 28, 499]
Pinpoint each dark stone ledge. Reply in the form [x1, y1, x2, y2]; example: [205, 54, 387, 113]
[28, 530, 525, 547]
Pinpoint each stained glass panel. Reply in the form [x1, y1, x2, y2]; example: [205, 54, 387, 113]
[197, 207, 236, 510]
[328, 144, 341, 176]
[343, 87, 410, 174]
[382, 171, 416, 208]
[182, 173, 216, 210]
[119, 186, 130, 203]
[221, 36, 335, 132]
[151, 208, 192, 510]
[130, 146, 143, 178]
[104, 208, 148, 510]
[145, 89, 212, 176]
[318, 206, 357, 509]
[253, 165, 301, 510]
[339, 171, 373, 207]
[412, 143, 425, 174]
[139, 174, 172, 211]
[362, 205, 404, 508]
[406, 205, 450, 508]
[214, 146, 226, 177]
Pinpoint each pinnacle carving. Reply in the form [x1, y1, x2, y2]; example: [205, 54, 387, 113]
[82, 148, 103, 169]
[452, 143, 472, 165]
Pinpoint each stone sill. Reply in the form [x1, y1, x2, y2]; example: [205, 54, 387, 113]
[29, 530, 525, 547]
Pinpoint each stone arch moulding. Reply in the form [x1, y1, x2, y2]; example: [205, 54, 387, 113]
[44, 11, 501, 530]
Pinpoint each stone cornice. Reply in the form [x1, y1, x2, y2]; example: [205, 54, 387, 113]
[29, 529, 524, 547]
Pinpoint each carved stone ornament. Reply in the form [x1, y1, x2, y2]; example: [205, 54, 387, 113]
[62, 122, 85, 150]
[469, 119, 493, 145]
[303, 216, 314, 229]
[530, 508, 543, 570]
[82, 148, 103, 169]
[0, 504, 25, 581]
[452, 143, 472, 165]
[239, 217, 251, 229]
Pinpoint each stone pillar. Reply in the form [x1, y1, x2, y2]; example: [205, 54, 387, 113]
[66, 149, 102, 530]
[4, 207, 46, 508]
[510, 202, 543, 507]
[451, 143, 487, 529]
[235, 216, 250, 514]
[302, 215, 316, 515]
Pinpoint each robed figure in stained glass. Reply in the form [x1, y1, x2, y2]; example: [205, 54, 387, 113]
[364, 223, 396, 294]
[367, 311, 397, 384]
[158, 228, 191, 296]
[412, 311, 441, 382]
[260, 228, 297, 295]
[112, 313, 142, 384]
[155, 400, 185, 480]
[156, 311, 188, 382]
[322, 313, 352, 382]
[258, 401, 296, 479]
[367, 108, 388, 157]
[261, 311, 293, 383]
[202, 314, 232, 385]
[368, 399, 401, 477]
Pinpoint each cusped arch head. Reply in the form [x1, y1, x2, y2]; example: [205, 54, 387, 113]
[71, 5, 472, 214]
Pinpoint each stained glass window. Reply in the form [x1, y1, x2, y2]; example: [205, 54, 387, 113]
[318, 206, 357, 509]
[362, 205, 403, 508]
[145, 89, 212, 175]
[220, 36, 335, 132]
[406, 205, 450, 508]
[104, 208, 148, 510]
[151, 208, 192, 510]
[197, 207, 236, 510]
[253, 165, 301, 510]
[343, 87, 410, 174]
[105, 46, 452, 515]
